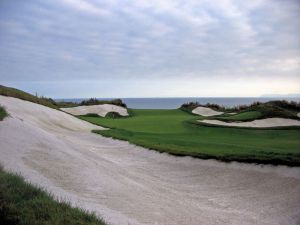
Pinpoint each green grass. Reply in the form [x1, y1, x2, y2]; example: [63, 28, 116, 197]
[0, 85, 58, 109]
[213, 111, 263, 122]
[0, 105, 8, 121]
[80, 109, 300, 166]
[0, 166, 107, 225]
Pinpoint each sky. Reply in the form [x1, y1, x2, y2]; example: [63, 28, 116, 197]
[0, 0, 299, 98]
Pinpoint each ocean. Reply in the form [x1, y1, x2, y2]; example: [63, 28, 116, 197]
[56, 97, 300, 109]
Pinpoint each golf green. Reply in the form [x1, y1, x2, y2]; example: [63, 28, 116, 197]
[80, 109, 300, 166]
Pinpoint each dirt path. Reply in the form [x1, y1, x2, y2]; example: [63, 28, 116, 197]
[1, 96, 300, 225]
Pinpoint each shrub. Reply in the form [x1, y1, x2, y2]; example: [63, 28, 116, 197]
[0, 105, 8, 120]
[105, 111, 122, 118]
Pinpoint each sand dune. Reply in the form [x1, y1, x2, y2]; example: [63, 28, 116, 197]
[200, 118, 300, 128]
[1, 95, 300, 225]
[61, 104, 128, 117]
[192, 106, 224, 116]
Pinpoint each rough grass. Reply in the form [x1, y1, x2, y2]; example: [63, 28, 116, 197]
[0, 167, 107, 225]
[0, 105, 8, 121]
[0, 85, 58, 109]
[80, 109, 300, 166]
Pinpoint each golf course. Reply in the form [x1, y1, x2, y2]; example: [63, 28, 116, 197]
[80, 107, 300, 166]
[1, 85, 300, 225]
[1, 1, 300, 224]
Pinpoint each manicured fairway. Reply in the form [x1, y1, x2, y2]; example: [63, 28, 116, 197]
[80, 109, 300, 166]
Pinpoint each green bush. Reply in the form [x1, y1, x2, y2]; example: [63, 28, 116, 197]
[105, 111, 122, 118]
[0, 105, 8, 121]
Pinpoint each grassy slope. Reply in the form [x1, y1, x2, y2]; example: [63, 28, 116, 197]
[81, 109, 300, 166]
[0, 167, 107, 225]
[212, 111, 263, 122]
[0, 85, 58, 109]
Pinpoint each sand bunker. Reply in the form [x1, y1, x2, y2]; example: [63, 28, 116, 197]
[192, 106, 224, 116]
[1, 95, 300, 225]
[61, 104, 128, 117]
[200, 118, 300, 128]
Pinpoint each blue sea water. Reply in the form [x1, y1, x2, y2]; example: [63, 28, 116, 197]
[56, 97, 300, 109]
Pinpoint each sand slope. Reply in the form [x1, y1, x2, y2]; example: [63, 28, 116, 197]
[61, 104, 128, 117]
[201, 118, 300, 127]
[192, 106, 224, 116]
[1, 96, 300, 225]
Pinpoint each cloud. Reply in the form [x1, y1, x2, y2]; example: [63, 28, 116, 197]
[59, 0, 111, 16]
[0, 0, 299, 96]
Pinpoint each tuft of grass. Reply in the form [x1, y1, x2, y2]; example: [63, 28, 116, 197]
[0, 166, 107, 225]
[0, 85, 58, 109]
[0, 105, 8, 121]
[81, 109, 300, 166]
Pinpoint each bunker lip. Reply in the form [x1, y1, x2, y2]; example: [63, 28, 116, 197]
[1, 95, 300, 225]
[200, 117, 300, 128]
[192, 106, 224, 116]
[61, 104, 128, 117]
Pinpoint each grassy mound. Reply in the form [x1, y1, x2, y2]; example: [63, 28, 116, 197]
[105, 111, 122, 118]
[181, 100, 300, 121]
[0, 105, 8, 121]
[81, 109, 300, 166]
[213, 111, 263, 122]
[249, 101, 299, 119]
[0, 166, 107, 225]
[0, 85, 58, 109]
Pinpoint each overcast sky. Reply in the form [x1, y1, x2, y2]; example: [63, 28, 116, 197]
[0, 0, 299, 98]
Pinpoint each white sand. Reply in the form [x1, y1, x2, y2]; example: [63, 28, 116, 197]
[1, 95, 300, 225]
[192, 106, 224, 116]
[227, 112, 237, 115]
[61, 104, 128, 117]
[200, 118, 300, 128]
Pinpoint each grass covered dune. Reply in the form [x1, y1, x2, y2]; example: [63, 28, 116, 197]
[82, 108, 300, 166]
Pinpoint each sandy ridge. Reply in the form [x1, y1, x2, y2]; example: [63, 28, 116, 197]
[192, 106, 224, 116]
[1, 95, 300, 225]
[61, 104, 128, 117]
[200, 117, 300, 128]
